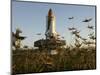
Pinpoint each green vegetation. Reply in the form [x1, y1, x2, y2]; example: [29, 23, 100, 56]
[12, 47, 96, 74]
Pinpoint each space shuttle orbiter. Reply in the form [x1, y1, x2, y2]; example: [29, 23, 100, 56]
[45, 9, 58, 39]
[34, 9, 66, 48]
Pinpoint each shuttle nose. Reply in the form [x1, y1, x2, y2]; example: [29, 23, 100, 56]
[48, 8, 53, 16]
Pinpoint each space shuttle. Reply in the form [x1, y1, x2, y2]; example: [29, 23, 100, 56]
[45, 9, 58, 39]
[34, 9, 66, 48]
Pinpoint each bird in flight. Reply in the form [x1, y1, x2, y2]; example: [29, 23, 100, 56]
[61, 36, 64, 39]
[87, 25, 94, 29]
[36, 33, 41, 35]
[71, 30, 80, 34]
[75, 33, 81, 38]
[89, 36, 96, 40]
[82, 18, 92, 22]
[68, 17, 74, 20]
[68, 27, 76, 30]
[81, 38, 87, 41]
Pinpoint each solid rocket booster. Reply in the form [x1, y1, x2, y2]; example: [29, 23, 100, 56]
[45, 9, 57, 39]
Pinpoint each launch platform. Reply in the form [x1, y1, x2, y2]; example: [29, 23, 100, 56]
[34, 39, 66, 49]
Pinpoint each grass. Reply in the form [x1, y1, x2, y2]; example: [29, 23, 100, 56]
[12, 47, 96, 74]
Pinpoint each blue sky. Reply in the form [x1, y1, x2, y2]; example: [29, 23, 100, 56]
[12, 1, 96, 47]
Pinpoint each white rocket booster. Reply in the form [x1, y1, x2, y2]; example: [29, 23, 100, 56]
[45, 9, 58, 39]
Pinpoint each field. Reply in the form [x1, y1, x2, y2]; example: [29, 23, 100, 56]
[12, 47, 96, 74]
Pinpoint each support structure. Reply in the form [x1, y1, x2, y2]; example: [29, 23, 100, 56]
[12, 28, 26, 49]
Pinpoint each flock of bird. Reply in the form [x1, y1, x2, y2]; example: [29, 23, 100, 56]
[68, 17, 94, 29]
[68, 17, 95, 46]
